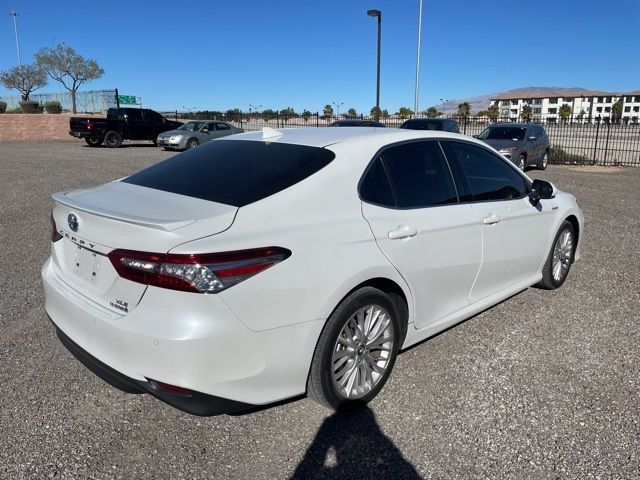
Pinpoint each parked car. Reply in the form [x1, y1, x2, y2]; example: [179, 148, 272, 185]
[45, 127, 583, 415]
[475, 123, 550, 170]
[330, 119, 386, 127]
[157, 120, 243, 150]
[69, 108, 183, 148]
[399, 118, 460, 133]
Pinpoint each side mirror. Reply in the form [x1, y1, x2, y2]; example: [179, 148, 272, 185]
[472, 134, 479, 138]
[528, 136, 537, 141]
[529, 179, 554, 205]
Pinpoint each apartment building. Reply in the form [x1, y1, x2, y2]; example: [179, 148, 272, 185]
[490, 89, 640, 123]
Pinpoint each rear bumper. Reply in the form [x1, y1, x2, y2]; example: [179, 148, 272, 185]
[41, 257, 323, 412]
[53, 321, 253, 415]
[69, 131, 101, 140]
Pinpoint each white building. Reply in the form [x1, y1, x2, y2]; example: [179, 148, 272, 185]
[490, 89, 639, 124]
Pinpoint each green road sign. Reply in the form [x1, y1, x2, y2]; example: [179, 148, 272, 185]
[118, 95, 137, 105]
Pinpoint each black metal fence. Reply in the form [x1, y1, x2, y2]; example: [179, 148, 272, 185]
[159, 111, 640, 167]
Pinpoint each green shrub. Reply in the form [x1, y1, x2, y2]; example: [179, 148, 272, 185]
[44, 101, 62, 114]
[0, 101, 6, 113]
[19, 100, 40, 113]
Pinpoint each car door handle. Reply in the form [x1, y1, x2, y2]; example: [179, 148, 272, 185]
[482, 213, 501, 225]
[388, 226, 418, 240]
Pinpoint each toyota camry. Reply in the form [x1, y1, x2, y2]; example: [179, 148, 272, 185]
[43, 127, 583, 415]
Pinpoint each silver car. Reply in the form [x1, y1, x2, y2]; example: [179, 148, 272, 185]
[157, 120, 243, 150]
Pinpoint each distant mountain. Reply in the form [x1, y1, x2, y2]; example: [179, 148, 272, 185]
[433, 87, 591, 114]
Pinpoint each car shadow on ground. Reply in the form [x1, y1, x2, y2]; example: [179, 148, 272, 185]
[290, 406, 423, 480]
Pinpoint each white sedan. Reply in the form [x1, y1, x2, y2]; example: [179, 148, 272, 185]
[43, 127, 583, 414]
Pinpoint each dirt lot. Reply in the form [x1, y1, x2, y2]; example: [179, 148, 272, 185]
[0, 141, 638, 479]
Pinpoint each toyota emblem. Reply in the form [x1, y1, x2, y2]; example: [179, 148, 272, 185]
[68, 213, 79, 232]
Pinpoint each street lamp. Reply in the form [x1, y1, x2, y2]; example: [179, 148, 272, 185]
[414, 0, 423, 115]
[9, 11, 21, 66]
[367, 9, 382, 114]
[440, 98, 450, 115]
[332, 101, 343, 117]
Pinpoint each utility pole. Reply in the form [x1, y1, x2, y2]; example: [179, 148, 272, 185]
[9, 11, 21, 66]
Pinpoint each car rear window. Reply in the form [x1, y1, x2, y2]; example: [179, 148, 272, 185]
[399, 120, 444, 131]
[122, 140, 335, 207]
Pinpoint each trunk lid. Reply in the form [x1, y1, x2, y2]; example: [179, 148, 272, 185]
[51, 181, 237, 315]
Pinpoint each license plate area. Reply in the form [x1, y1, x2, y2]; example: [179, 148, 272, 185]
[72, 245, 102, 282]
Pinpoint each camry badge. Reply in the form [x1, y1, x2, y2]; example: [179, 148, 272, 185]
[68, 213, 79, 232]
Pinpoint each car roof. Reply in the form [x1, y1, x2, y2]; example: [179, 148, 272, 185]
[223, 127, 475, 148]
[403, 118, 449, 123]
[487, 123, 530, 128]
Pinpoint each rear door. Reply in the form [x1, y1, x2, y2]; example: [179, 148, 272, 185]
[441, 140, 551, 302]
[142, 109, 167, 138]
[361, 140, 483, 329]
[214, 122, 233, 138]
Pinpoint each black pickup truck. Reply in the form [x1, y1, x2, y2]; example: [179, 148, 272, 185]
[69, 108, 183, 147]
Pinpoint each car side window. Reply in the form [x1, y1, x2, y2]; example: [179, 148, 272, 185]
[380, 141, 458, 208]
[216, 123, 231, 131]
[143, 110, 163, 123]
[442, 141, 529, 202]
[205, 122, 216, 131]
[126, 109, 143, 121]
[360, 157, 396, 207]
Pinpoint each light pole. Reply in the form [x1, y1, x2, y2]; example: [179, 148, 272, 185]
[367, 9, 382, 114]
[9, 11, 21, 66]
[440, 98, 449, 115]
[332, 101, 343, 117]
[414, 0, 423, 115]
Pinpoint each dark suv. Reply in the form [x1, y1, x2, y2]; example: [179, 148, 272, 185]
[399, 118, 460, 133]
[475, 123, 549, 170]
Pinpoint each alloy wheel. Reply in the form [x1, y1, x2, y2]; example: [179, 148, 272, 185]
[552, 229, 573, 282]
[331, 305, 394, 399]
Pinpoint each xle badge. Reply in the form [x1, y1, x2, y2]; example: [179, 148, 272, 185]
[110, 299, 129, 313]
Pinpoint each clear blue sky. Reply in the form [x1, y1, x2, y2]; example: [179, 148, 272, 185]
[1, 0, 639, 113]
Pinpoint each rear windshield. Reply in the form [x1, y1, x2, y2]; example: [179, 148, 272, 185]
[400, 120, 444, 130]
[122, 140, 335, 207]
[478, 126, 527, 140]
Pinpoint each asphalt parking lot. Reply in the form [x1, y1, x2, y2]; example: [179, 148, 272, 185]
[1, 141, 638, 480]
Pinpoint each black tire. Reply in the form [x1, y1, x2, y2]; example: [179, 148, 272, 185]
[307, 286, 403, 411]
[186, 138, 199, 149]
[536, 220, 575, 290]
[152, 139, 158, 146]
[104, 131, 123, 148]
[84, 137, 103, 147]
[517, 154, 526, 171]
[537, 150, 549, 170]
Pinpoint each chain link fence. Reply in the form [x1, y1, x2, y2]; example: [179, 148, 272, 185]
[0, 89, 117, 113]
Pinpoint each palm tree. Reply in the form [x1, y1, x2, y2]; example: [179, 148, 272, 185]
[521, 104, 533, 122]
[457, 102, 471, 119]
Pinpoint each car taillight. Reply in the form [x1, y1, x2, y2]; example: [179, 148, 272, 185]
[86, 119, 93, 130]
[50, 212, 62, 242]
[107, 247, 291, 293]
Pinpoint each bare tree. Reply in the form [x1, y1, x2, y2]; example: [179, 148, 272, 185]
[0, 64, 47, 101]
[35, 44, 104, 113]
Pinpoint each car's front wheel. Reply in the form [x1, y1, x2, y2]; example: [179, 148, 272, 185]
[307, 287, 402, 410]
[537, 220, 575, 289]
[186, 138, 199, 150]
[517, 154, 526, 171]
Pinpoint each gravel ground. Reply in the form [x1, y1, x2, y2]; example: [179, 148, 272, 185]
[0, 142, 638, 480]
